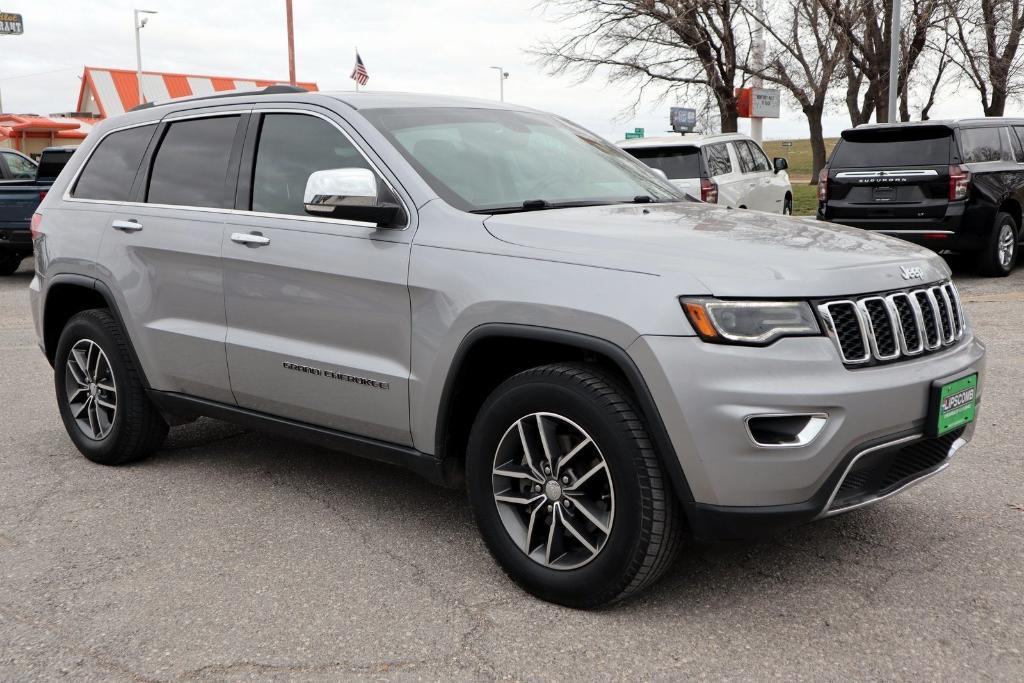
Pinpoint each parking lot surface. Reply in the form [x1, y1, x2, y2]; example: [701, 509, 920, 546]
[1, 258, 1021, 681]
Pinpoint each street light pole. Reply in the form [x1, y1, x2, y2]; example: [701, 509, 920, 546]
[134, 9, 157, 104]
[489, 66, 508, 102]
[749, 0, 765, 143]
[887, 0, 901, 123]
[285, 0, 296, 86]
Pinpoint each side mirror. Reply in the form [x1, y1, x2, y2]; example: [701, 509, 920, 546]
[304, 168, 402, 227]
[773, 157, 788, 173]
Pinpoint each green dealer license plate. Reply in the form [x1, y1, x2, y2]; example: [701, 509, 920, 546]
[929, 373, 978, 437]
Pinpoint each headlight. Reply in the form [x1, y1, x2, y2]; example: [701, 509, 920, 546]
[681, 299, 820, 345]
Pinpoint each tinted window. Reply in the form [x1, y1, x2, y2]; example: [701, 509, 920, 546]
[831, 129, 952, 168]
[73, 125, 155, 200]
[36, 149, 74, 180]
[251, 113, 374, 216]
[3, 151, 37, 179]
[705, 143, 732, 176]
[744, 141, 771, 172]
[960, 127, 1008, 163]
[626, 146, 701, 179]
[147, 116, 239, 208]
[734, 140, 757, 173]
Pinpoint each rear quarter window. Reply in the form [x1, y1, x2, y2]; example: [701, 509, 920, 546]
[72, 125, 156, 201]
[832, 129, 952, 168]
[626, 146, 701, 179]
[960, 127, 1012, 163]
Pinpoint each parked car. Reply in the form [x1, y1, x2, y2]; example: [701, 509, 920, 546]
[0, 146, 75, 274]
[618, 133, 793, 214]
[818, 119, 1024, 276]
[30, 89, 984, 607]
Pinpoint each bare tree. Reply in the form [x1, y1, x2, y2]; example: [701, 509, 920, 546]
[533, 1, 751, 133]
[919, 13, 957, 120]
[948, 0, 1024, 116]
[742, 0, 846, 182]
[822, 0, 942, 124]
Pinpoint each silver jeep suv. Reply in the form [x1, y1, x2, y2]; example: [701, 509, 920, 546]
[29, 89, 985, 607]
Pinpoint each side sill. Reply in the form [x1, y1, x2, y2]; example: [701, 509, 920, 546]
[147, 391, 447, 486]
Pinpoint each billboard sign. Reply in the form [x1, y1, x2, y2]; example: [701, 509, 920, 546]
[0, 12, 23, 35]
[670, 107, 697, 133]
[736, 87, 781, 118]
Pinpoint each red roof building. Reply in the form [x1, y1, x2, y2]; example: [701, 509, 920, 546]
[1, 67, 318, 156]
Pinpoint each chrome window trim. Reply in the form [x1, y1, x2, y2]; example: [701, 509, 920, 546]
[877, 229, 955, 235]
[817, 434, 967, 518]
[61, 107, 412, 231]
[857, 296, 901, 361]
[817, 300, 872, 365]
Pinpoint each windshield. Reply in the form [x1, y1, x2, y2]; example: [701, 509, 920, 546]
[625, 146, 702, 179]
[362, 107, 684, 213]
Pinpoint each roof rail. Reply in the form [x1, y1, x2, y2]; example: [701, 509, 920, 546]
[129, 84, 309, 112]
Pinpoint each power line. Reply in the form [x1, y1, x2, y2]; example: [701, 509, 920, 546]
[0, 67, 78, 82]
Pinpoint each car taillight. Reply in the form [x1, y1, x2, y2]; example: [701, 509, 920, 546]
[30, 213, 43, 241]
[39, 190, 48, 201]
[817, 167, 829, 201]
[949, 165, 970, 201]
[700, 177, 718, 204]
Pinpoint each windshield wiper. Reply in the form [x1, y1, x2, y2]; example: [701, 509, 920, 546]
[470, 199, 615, 215]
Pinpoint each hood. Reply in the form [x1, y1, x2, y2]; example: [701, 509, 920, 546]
[483, 202, 948, 297]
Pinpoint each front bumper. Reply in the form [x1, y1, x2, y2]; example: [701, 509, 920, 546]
[628, 333, 985, 539]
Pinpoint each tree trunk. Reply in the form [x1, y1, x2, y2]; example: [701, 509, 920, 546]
[986, 90, 1007, 116]
[806, 105, 827, 184]
[717, 88, 739, 133]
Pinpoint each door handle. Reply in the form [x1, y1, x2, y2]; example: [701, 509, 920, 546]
[230, 232, 271, 247]
[111, 219, 143, 232]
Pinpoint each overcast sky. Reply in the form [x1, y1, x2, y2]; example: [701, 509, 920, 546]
[0, 0, 1004, 142]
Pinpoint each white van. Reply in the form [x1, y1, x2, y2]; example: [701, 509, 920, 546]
[619, 133, 794, 214]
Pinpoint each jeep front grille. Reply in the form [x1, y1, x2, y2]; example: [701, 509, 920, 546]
[818, 281, 965, 367]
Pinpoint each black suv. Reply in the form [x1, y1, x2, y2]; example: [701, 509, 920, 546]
[818, 119, 1024, 276]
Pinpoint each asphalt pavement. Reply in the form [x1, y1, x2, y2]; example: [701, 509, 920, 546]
[1, 257, 1021, 681]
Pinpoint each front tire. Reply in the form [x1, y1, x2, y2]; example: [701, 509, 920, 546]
[782, 194, 793, 215]
[0, 251, 24, 275]
[976, 211, 1017, 277]
[466, 363, 683, 608]
[54, 309, 168, 465]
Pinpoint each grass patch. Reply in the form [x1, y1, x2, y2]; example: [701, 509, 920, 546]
[761, 137, 838, 182]
[790, 184, 818, 216]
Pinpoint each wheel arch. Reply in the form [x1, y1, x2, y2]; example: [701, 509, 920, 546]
[435, 323, 695, 504]
[998, 197, 1022, 233]
[42, 275, 150, 388]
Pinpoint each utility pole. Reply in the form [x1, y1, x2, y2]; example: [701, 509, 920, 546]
[134, 9, 157, 104]
[286, 0, 296, 85]
[749, 0, 765, 143]
[489, 66, 508, 102]
[887, 0, 901, 123]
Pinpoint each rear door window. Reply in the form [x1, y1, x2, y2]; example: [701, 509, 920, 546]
[734, 140, 757, 173]
[704, 143, 732, 176]
[72, 125, 156, 200]
[3, 151, 37, 179]
[960, 127, 1010, 163]
[147, 116, 240, 208]
[744, 141, 771, 172]
[626, 146, 701, 179]
[831, 129, 952, 168]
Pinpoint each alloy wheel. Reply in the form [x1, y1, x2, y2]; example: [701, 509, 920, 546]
[64, 339, 117, 440]
[491, 412, 614, 570]
[997, 223, 1016, 269]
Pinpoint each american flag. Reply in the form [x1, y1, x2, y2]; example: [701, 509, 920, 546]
[350, 51, 369, 86]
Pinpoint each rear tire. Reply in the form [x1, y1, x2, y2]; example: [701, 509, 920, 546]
[0, 251, 23, 276]
[54, 309, 168, 465]
[466, 363, 684, 608]
[976, 211, 1017, 277]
